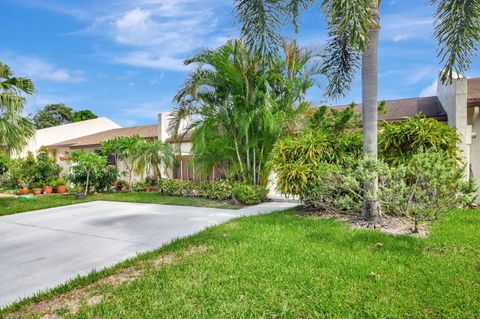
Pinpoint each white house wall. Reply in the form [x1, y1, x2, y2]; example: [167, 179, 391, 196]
[18, 117, 121, 158]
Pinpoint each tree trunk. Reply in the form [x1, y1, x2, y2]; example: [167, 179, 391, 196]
[84, 170, 90, 197]
[361, 2, 381, 224]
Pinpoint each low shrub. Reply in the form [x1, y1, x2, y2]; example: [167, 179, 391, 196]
[233, 184, 268, 205]
[194, 180, 236, 200]
[304, 150, 476, 232]
[159, 179, 192, 196]
[51, 178, 67, 188]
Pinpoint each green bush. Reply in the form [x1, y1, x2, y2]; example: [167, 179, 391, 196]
[233, 184, 268, 205]
[379, 115, 459, 165]
[159, 179, 192, 196]
[51, 178, 67, 188]
[305, 151, 476, 231]
[193, 180, 236, 200]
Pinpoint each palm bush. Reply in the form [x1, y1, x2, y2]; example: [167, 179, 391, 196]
[171, 40, 319, 186]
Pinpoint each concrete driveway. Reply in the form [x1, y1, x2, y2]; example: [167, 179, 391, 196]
[0, 200, 296, 307]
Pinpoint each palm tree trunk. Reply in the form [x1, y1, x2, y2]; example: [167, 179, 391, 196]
[362, 1, 381, 224]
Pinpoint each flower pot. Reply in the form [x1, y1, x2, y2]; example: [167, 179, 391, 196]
[151, 186, 158, 191]
[145, 187, 151, 192]
[56, 185, 66, 194]
[75, 192, 86, 199]
[18, 187, 29, 195]
[32, 188, 42, 196]
[43, 186, 52, 195]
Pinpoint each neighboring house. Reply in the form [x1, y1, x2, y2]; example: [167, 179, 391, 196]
[47, 124, 159, 178]
[18, 117, 121, 158]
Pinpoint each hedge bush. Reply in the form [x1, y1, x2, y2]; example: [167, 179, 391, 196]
[233, 184, 268, 205]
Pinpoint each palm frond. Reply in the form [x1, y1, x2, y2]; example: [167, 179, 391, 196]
[432, 0, 480, 83]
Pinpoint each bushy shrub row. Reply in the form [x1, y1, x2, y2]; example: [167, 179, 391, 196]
[158, 179, 236, 201]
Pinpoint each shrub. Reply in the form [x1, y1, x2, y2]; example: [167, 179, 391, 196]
[159, 179, 192, 196]
[233, 184, 268, 205]
[193, 180, 236, 200]
[0, 152, 10, 175]
[379, 115, 459, 165]
[33, 147, 61, 186]
[306, 151, 476, 231]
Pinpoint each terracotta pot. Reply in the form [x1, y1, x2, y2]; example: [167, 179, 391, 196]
[56, 185, 66, 194]
[32, 188, 42, 196]
[151, 186, 158, 191]
[145, 187, 151, 192]
[43, 186, 52, 194]
[18, 187, 29, 195]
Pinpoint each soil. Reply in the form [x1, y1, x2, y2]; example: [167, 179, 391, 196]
[300, 209, 429, 237]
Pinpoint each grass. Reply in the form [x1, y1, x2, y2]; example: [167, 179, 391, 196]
[0, 192, 240, 216]
[2, 208, 479, 318]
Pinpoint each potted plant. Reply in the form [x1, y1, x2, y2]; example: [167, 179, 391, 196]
[32, 183, 43, 196]
[52, 178, 67, 194]
[43, 184, 53, 195]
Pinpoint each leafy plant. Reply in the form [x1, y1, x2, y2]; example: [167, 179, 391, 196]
[233, 184, 268, 205]
[158, 179, 192, 196]
[51, 178, 67, 188]
[171, 40, 319, 186]
[379, 115, 460, 165]
[67, 151, 107, 196]
[0, 61, 36, 155]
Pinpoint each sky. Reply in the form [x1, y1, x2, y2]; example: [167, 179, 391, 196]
[1, 0, 479, 127]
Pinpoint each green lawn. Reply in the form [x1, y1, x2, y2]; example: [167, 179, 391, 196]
[0, 192, 240, 216]
[2, 208, 479, 318]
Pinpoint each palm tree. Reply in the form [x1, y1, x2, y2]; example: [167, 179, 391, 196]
[234, 0, 480, 222]
[171, 40, 317, 185]
[0, 61, 36, 155]
[132, 139, 175, 179]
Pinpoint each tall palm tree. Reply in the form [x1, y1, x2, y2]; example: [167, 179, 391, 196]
[234, 0, 480, 222]
[0, 61, 36, 155]
[171, 40, 317, 185]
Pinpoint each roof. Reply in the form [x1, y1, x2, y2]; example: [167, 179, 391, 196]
[468, 78, 480, 107]
[49, 124, 158, 149]
[165, 131, 193, 143]
[335, 77, 480, 122]
[338, 96, 448, 122]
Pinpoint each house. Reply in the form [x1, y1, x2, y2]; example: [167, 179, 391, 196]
[18, 117, 121, 158]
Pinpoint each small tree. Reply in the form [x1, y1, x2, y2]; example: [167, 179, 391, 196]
[68, 151, 106, 196]
[73, 110, 98, 122]
[132, 139, 175, 179]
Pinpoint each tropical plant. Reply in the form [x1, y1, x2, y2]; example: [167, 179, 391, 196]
[270, 105, 362, 195]
[31, 146, 61, 186]
[379, 115, 460, 165]
[171, 40, 319, 185]
[67, 151, 107, 196]
[101, 135, 142, 184]
[0, 61, 36, 155]
[234, 0, 480, 222]
[132, 139, 175, 179]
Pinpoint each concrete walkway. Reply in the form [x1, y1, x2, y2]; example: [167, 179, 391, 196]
[0, 200, 297, 307]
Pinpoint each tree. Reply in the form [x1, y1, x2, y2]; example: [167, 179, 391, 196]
[73, 109, 98, 122]
[234, 0, 480, 222]
[171, 40, 318, 185]
[132, 139, 175, 179]
[0, 61, 36, 155]
[32, 104, 74, 128]
[68, 151, 106, 196]
[101, 135, 142, 184]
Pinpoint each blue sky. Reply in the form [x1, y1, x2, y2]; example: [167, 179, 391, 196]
[1, 0, 479, 127]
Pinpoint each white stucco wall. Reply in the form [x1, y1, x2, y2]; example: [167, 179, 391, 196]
[18, 117, 121, 158]
[437, 74, 470, 177]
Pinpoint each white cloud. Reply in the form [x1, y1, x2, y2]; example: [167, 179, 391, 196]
[0, 52, 86, 83]
[419, 79, 438, 97]
[407, 66, 435, 85]
[38, 0, 234, 72]
[381, 8, 434, 43]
